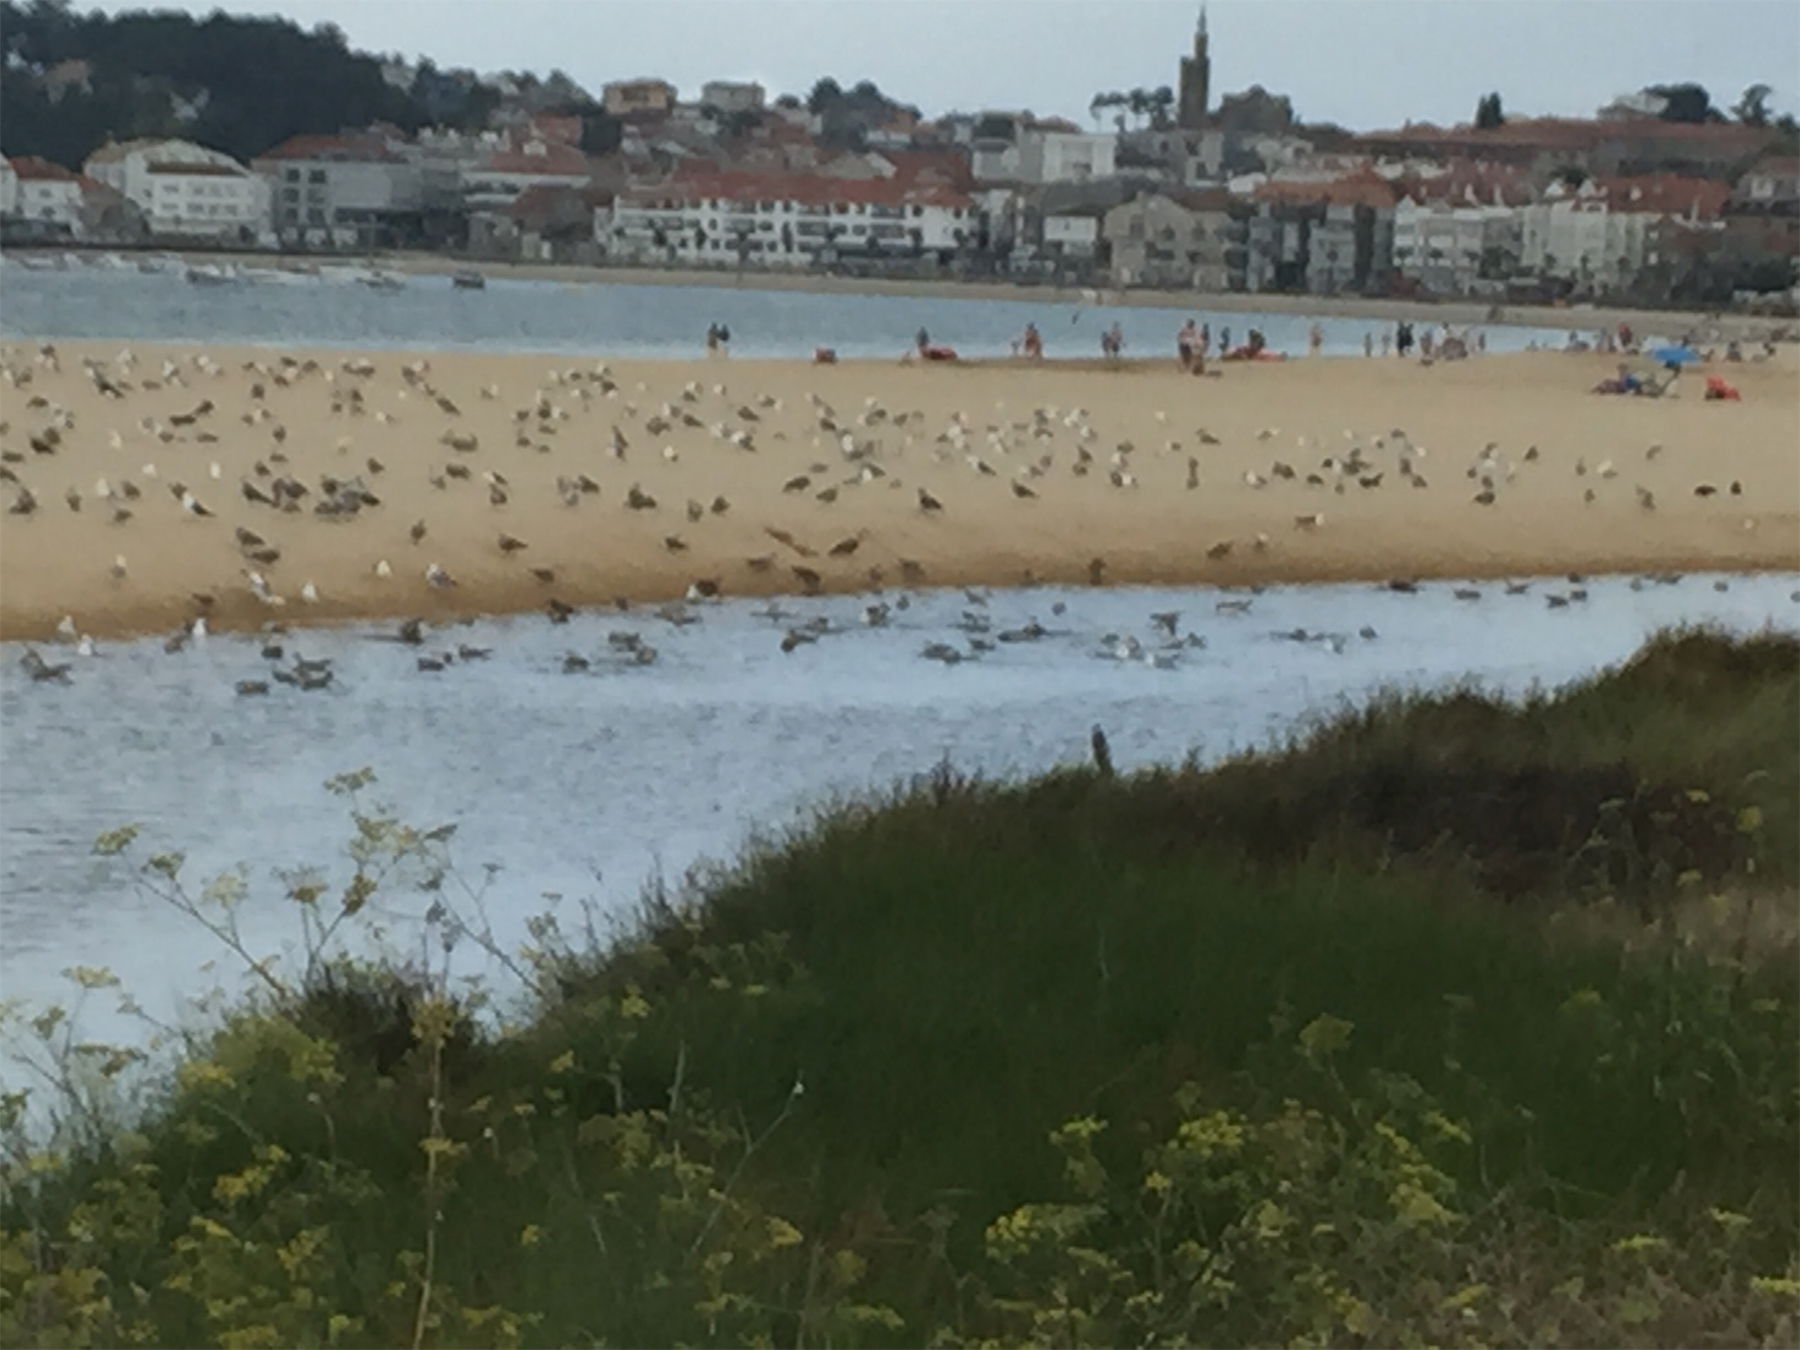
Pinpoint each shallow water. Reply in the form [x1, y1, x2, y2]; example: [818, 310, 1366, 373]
[2, 572, 1795, 1047]
[0, 262, 1568, 360]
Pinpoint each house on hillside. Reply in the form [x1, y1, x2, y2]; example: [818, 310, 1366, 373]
[254, 133, 434, 248]
[460, 139, 593, 215]
[1519, 173, 1729, 295]
[971, 114, 1116, 185]
[84, 138, 269, 243]
[0, 155, 84, 238]
[603, 78, 677, 119]
[1244, 171, 1397, 294]
[1104, 188, 1245, 291]
[1391, 164, 1533, 295]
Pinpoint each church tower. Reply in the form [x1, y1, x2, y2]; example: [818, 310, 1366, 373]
[1178, 5, 1211, 130]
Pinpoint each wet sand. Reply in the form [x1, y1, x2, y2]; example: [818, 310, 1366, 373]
[1, 339, 1795, 642]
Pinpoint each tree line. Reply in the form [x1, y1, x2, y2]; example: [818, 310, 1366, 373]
[0, 0, 492, 167]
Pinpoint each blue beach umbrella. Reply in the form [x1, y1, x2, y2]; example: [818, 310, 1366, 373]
[1650, 345, 1702, 367]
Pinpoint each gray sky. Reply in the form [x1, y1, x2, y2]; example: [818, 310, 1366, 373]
[86, 0, 1800, 131]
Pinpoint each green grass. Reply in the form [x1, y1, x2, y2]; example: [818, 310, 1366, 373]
[3, 626, 1796, 1347]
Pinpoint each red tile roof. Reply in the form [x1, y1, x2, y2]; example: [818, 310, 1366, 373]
[7, 155, 78, 182]
[257, 133, 405, 164]
[1589, 174, 1730, 217]
[507, 183, 589, 221]
[1253, 170, 1397, 209]
[1398, 162, 1534, 207]
[633, 168, 972, 209]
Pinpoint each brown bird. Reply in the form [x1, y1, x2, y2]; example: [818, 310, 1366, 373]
[489, 483, 509, 506]
[530, 567, 556, 584]
[1011, 480, 1037, 500]
[664, 534, 689, 552]
[627, 484, 657, 510]
[783, 474, 812, 493]
[828, 535, 861, 557]
[235, 527, 266, 548]
[792, 565, 822, 593]
[411, 519, 428, 545]
[498, 532, 528, 553]
[918, 487, 943, 513]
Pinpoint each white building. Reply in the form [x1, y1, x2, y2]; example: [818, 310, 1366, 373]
[700, 80, 765, 114]
[255, 133, 427, 247]
[83, 138, 268, 241]
[1041, 208, 1103, 258]
[1, 155, 84, 233]
[1520, 175, 1729, 291]
[1392, 173, 1531, 295]
[611, 170, 977, 268]
[972, 115, 1116, 185]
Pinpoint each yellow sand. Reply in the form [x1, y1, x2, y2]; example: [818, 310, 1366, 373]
[1, 339, 1795, 642]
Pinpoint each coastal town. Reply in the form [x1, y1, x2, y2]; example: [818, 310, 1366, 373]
[3, 7, 1796, 312]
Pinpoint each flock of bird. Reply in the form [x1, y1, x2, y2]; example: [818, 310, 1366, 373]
[0, 339, 1778, 675]
[13, 567, 1787, 695]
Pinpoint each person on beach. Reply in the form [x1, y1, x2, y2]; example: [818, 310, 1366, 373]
[705, 324, 720, 355]
[1021, 323, 1044, 360]
[916, 327, 930, 352]
[1395, 322, 1413, 357]
[1380, 331, 1392, 357]
[1420, 327, 1436, 360]
[716, 323, 731, 356]
[1102, 322, 1125, 361]
[1177, 321, 1197, 371]
[1199, 322, 1210, 356]
[1219, 325, 1231, 357]
[1363, 332, 1374, 358]
[1309, 322, 1324, 357]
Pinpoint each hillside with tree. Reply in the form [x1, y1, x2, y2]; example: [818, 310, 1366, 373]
[0, 0, 496, 167]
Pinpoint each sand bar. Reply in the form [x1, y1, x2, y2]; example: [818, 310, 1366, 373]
[0, 339, 1795, 642]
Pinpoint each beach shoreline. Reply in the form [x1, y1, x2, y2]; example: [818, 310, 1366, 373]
[11, 244, 1795, 343]
[2, 339, 1794, 643]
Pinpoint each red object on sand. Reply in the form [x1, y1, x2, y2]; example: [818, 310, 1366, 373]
[1704, 374, 1741, 401]
[922, 344, 958, 362]
[813, 347, 838, 364]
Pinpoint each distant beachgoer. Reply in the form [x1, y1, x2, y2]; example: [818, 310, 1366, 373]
[717, 323, 731, 352]
[1199, 322, 1210, 355]
[1476, 331, 1487, 353]
[1618, 321, 1633, 350]
[1726, 338, 1743, 362]
[1396, 322, 1413, 357]
[1309, 322, 1324, 356]
[1420, 328, 1436, 360]
[1380, 331, 1392, 357]
[1363, 332, 1374, 358]
[1021, 323, 1043, 360]
[1219, 325, 1232, 356]
[705, 323, 720, 354]
[1177, 320, 1197, 371]
[1102, 322, 1125, 361]
[916, 327, 930, 352]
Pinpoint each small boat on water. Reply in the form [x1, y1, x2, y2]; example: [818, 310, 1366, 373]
[186, 263, 241, 286]
[360, 270, 405, 291]
[451, 269, 486, 290]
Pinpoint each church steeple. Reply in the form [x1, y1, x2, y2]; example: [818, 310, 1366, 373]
[1179, 4, 1211, 130]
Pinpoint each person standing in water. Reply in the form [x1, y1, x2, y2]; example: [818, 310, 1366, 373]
[1309, 322, 1324, 356]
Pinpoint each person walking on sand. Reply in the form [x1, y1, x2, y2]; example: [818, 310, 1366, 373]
[1219, 325, 1232, 357]
[1020, 322, 1044, 360]
[1363, 331, 1374, 357]
[1309, 322, 1324, 357]
[1380, 330, 1392, 357]
[1200, 322, 1211, 356]
[705, 323, 720, 355]
[1177, 320, 1197, 372]
[1102, 322, 1125, 361]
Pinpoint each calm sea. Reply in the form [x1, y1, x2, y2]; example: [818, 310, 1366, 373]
[0, 258, 1571, 359]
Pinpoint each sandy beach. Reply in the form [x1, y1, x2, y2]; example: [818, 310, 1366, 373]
[0, 339, 1794, 641]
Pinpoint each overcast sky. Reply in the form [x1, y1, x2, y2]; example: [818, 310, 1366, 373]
[85, 0, 1799, 131]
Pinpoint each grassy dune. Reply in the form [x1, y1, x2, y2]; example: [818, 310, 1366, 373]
[3, 628, 1796, 1347]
